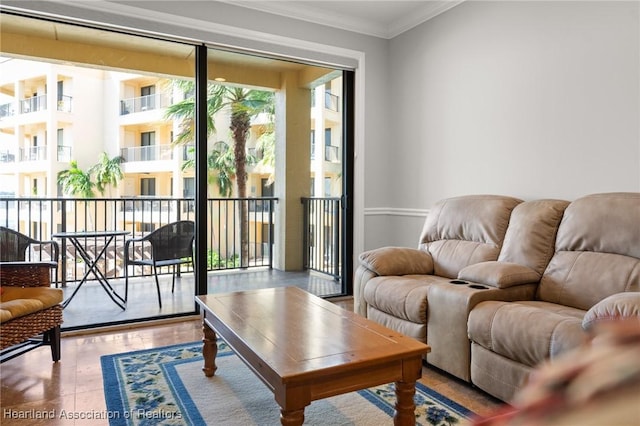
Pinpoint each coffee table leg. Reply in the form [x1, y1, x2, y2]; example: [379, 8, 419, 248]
[394, 380, 417, 426]
[202, 323, 218, 377]
[280, 408, 304, 426]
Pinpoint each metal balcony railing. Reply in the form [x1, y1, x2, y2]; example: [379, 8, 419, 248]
[0, 196, 342, 284]
[301, 197, 341, 279]
[0, 196, 279, 286]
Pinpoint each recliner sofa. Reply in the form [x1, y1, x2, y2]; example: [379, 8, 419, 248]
[354, 192, 640, 401]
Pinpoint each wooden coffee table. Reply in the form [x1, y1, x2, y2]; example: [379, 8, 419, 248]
[195, 287, 431, 425]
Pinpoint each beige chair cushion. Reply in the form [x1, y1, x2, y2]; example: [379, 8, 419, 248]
[468, 300, 586, 368]
[537, 193, 640, 310]
[0, 287, 63, 323]
[363, 274, 452, 324]
[498, 199, 569, 275]
[418, 195, 522, 278]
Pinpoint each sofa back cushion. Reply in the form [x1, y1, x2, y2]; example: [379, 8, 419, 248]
[419, 195, 522, 278]
[537, 193, 640, 310]
[498, 199, 570, 276]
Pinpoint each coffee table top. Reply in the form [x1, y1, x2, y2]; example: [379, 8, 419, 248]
[196, 286, 430, 382]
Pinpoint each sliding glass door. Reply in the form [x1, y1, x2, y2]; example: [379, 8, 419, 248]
[0, 11, 354, 331]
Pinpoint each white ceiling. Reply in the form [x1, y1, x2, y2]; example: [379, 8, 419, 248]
[222, 1, 464, 39]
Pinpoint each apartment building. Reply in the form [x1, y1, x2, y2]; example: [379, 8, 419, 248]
[0, 56, 343, 250]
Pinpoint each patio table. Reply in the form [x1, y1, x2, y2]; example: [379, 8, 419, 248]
[53, 230, 130, 310]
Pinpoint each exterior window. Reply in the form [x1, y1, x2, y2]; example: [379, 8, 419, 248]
[141, 85, 156, 110]
[183, 177, 195, 197]
[324, 177, 331, 197]
[140, 177, 156, 196]
[141, 131, 156, 161]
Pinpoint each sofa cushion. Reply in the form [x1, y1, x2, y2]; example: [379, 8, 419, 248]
[363, 274, 452, 324]
[468, 300, 586, 368]
[0, 287, 64, 323]
[537, 193, 640, 309]
[498, 199, 569, 275]
[418, 195, 522, 278]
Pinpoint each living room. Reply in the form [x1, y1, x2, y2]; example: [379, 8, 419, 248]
[1, 1, 638, 425]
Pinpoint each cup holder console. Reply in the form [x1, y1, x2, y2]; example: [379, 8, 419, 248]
[449, 280, 488, 290]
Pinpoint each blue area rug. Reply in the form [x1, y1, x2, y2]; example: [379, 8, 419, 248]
[101, 341, 473, 425]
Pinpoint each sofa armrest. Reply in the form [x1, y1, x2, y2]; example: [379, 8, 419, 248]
[358, 247, 434, 276]
[458, 261, 541, 289]
[583, 292, 640, 331]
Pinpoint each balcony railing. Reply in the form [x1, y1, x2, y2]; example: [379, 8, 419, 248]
[57, 146, 72, 162]
[0, 102, 14, 119]
[20, 146, 47, 161]
[301, 197, 341, 279]
[324, 91, 339, 112]
[0, 95, 72, 118]
[120, 144, 174, 162]
[119, 94, 167, 115]
[0, 150, 16, 163]
[21, 94, 47, 114]
[0, 195, 342, 284]
[57, 95, 73, 113]
[0, 196, 280, 286]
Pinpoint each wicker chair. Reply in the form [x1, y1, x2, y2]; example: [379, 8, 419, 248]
[0, 226, 60, 287]
[124, 220, 195, 308]
[0, 262, 63, 362]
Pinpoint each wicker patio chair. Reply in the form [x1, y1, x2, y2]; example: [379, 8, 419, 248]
[0, 262, 63, 362]
[0, 226, 60, 287]
[124, 220, 195, 308]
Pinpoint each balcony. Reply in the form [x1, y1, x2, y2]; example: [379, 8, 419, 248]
[57, 95, 73, 113]
[120, 144, 174, 162]
[20, 146, 47, 161]
[119, 93, 167, 115]
[0, 196, 342, 328]
[20, 94, 47, 114]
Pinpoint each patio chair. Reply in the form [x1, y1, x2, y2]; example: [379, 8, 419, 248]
[0, 262, 63, 362]
[0, 226, 60, 287]
[124, 220, 195, 308]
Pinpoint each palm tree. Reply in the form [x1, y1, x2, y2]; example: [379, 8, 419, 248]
[167, 80, 274, 267]
[57, 160, 95, 198]
[89, 152, 124, 197]
[181, 141, 236, 197]
[57, 160, 96, 229]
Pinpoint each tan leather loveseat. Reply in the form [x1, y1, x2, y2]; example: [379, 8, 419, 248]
[468, 192, 640, 401]
[354, 192, 639, 401]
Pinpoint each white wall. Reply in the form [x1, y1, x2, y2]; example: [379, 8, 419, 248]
[380, 1, 639, 248]
[372, 1, 640, 249]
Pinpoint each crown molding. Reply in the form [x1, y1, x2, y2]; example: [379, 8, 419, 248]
[388, 1, 465, 38]
[222, 1, 464, 39]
